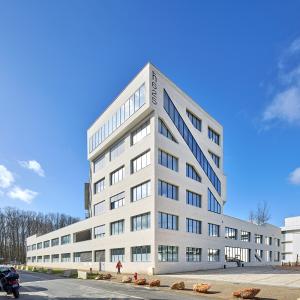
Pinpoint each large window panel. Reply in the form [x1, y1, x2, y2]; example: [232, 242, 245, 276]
[89, 84, 145, 153]
[131, 151, 151, 173]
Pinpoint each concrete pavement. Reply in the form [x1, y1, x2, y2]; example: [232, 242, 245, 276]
[8, 271, 212, 300]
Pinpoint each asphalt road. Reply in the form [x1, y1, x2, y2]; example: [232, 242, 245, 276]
[0, 270, 214, 300]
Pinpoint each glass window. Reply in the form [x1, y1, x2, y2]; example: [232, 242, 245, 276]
[163, 90, 221, 195]
[158, 212, 178, 230]
[94, 200, 106, 216]
[132, 121, 150, 145]
[51, 254, 59, 263]
[131, 181, 151, 202]
[131, 245, 151, 262]
[131, 151, 151, 173]
[89, 84, 145, 154]
[94, 154, 105, 173]
[209, 151, 220, 168]
[208, 188, 221, 214]
[43, 255, 50, 263]
[110, 220, 124, 235]
[208, 223, 220, 237]
[225, 247, 251, 263]
[61, 235, 71, 245]
[255, 249, 263, 261]
[110, 139, 125, 161]
[74, 251, 92, 262]
[95, 250, 105, 262]
[131, 212, 150, 231]
[255, 234, 263, 244]
[110, 192, 125, 210]
[225, 227, 238, 240]
[265, 250, 272, 262]
[158, 180, 178, 200]
[111, 248, 125, 262]
[37, 242, 42, 249]
[241, 231, 251, 242]
[32, 244, 36, 250]
[158, 149, 178, 171]
[208, 249, 220, 262]
[158, 118, 177, 143]
[51, 238, 59, 247]
[94, 178, 105, 194]
[186, 163, 201, 182]
[208, 127, 220, 145]
[158, 245, 178, 262]
[94, 225, 105, 239]
[43, 240, 50, 248]
[187, 110, 202, 132]
[186, 190, 201, 207]
[265, 236, 272, 246]
[61, 253, 71, 262]
[186, 247, 201, 262]
[186, 218, 201, 234]
[110, 166, 125, 185]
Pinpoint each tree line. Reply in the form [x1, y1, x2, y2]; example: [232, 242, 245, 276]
[0, 206, 80, 264]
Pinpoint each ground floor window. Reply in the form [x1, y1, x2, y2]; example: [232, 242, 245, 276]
[73, 251, 92, 262]
[131, 245, 151, 262]
[51, 254, 59, 263]
[111, 248, 125, 262]
[27, 257, 31, 262]
[255, 249, 263, 262]
[95, 250, 105, 262]
[44, 255, 50, 263]
[186, 247, 201, 262]
[265, 250, 272, 262]
[225, 246, 251, 263]
[274, 251, 280, 262]
[61, 253, 71, 262]
[158, 245, 178, 262]
[36, 256, 42, 263]
[32, 256, 36, 263]
[208, 249, 220, 262]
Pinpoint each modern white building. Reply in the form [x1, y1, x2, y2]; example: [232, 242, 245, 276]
[282, 216, 300, 264]
[26, 63, 282, 274]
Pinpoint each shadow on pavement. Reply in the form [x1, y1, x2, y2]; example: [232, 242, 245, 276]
[20, 285, 48, 292]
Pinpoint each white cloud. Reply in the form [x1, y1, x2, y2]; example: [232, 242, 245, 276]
[7, 186, 38, 204]
[263, 86, 300, 124]
[19, 160, 45, 177]
[289, 167, 300, 185]
[262, 37, 300, 127]
[0, 165, 14, 188]
[289, 38, 300, 54]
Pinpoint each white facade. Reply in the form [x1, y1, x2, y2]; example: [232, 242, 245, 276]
[282, 216, 300, 263]
[26, 63, 281, 274]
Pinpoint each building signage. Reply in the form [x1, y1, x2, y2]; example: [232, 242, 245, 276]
[151, 70, 158, 105]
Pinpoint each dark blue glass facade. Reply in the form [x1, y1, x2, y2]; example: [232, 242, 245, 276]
[163, 90, 221, 195]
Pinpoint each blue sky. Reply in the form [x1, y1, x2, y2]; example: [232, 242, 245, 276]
[0, 1, 299, 226]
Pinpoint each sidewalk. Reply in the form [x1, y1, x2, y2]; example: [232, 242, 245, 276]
[107, 270, 300, 300]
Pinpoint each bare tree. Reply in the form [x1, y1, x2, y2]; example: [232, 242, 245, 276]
[0, 207, 80, 264]
[248, 201, 271, 225]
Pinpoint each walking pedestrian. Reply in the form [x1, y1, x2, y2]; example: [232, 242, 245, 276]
[116, 260, 123, 274]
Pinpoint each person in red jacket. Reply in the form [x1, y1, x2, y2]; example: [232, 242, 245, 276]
[116, 260, 123, 274]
